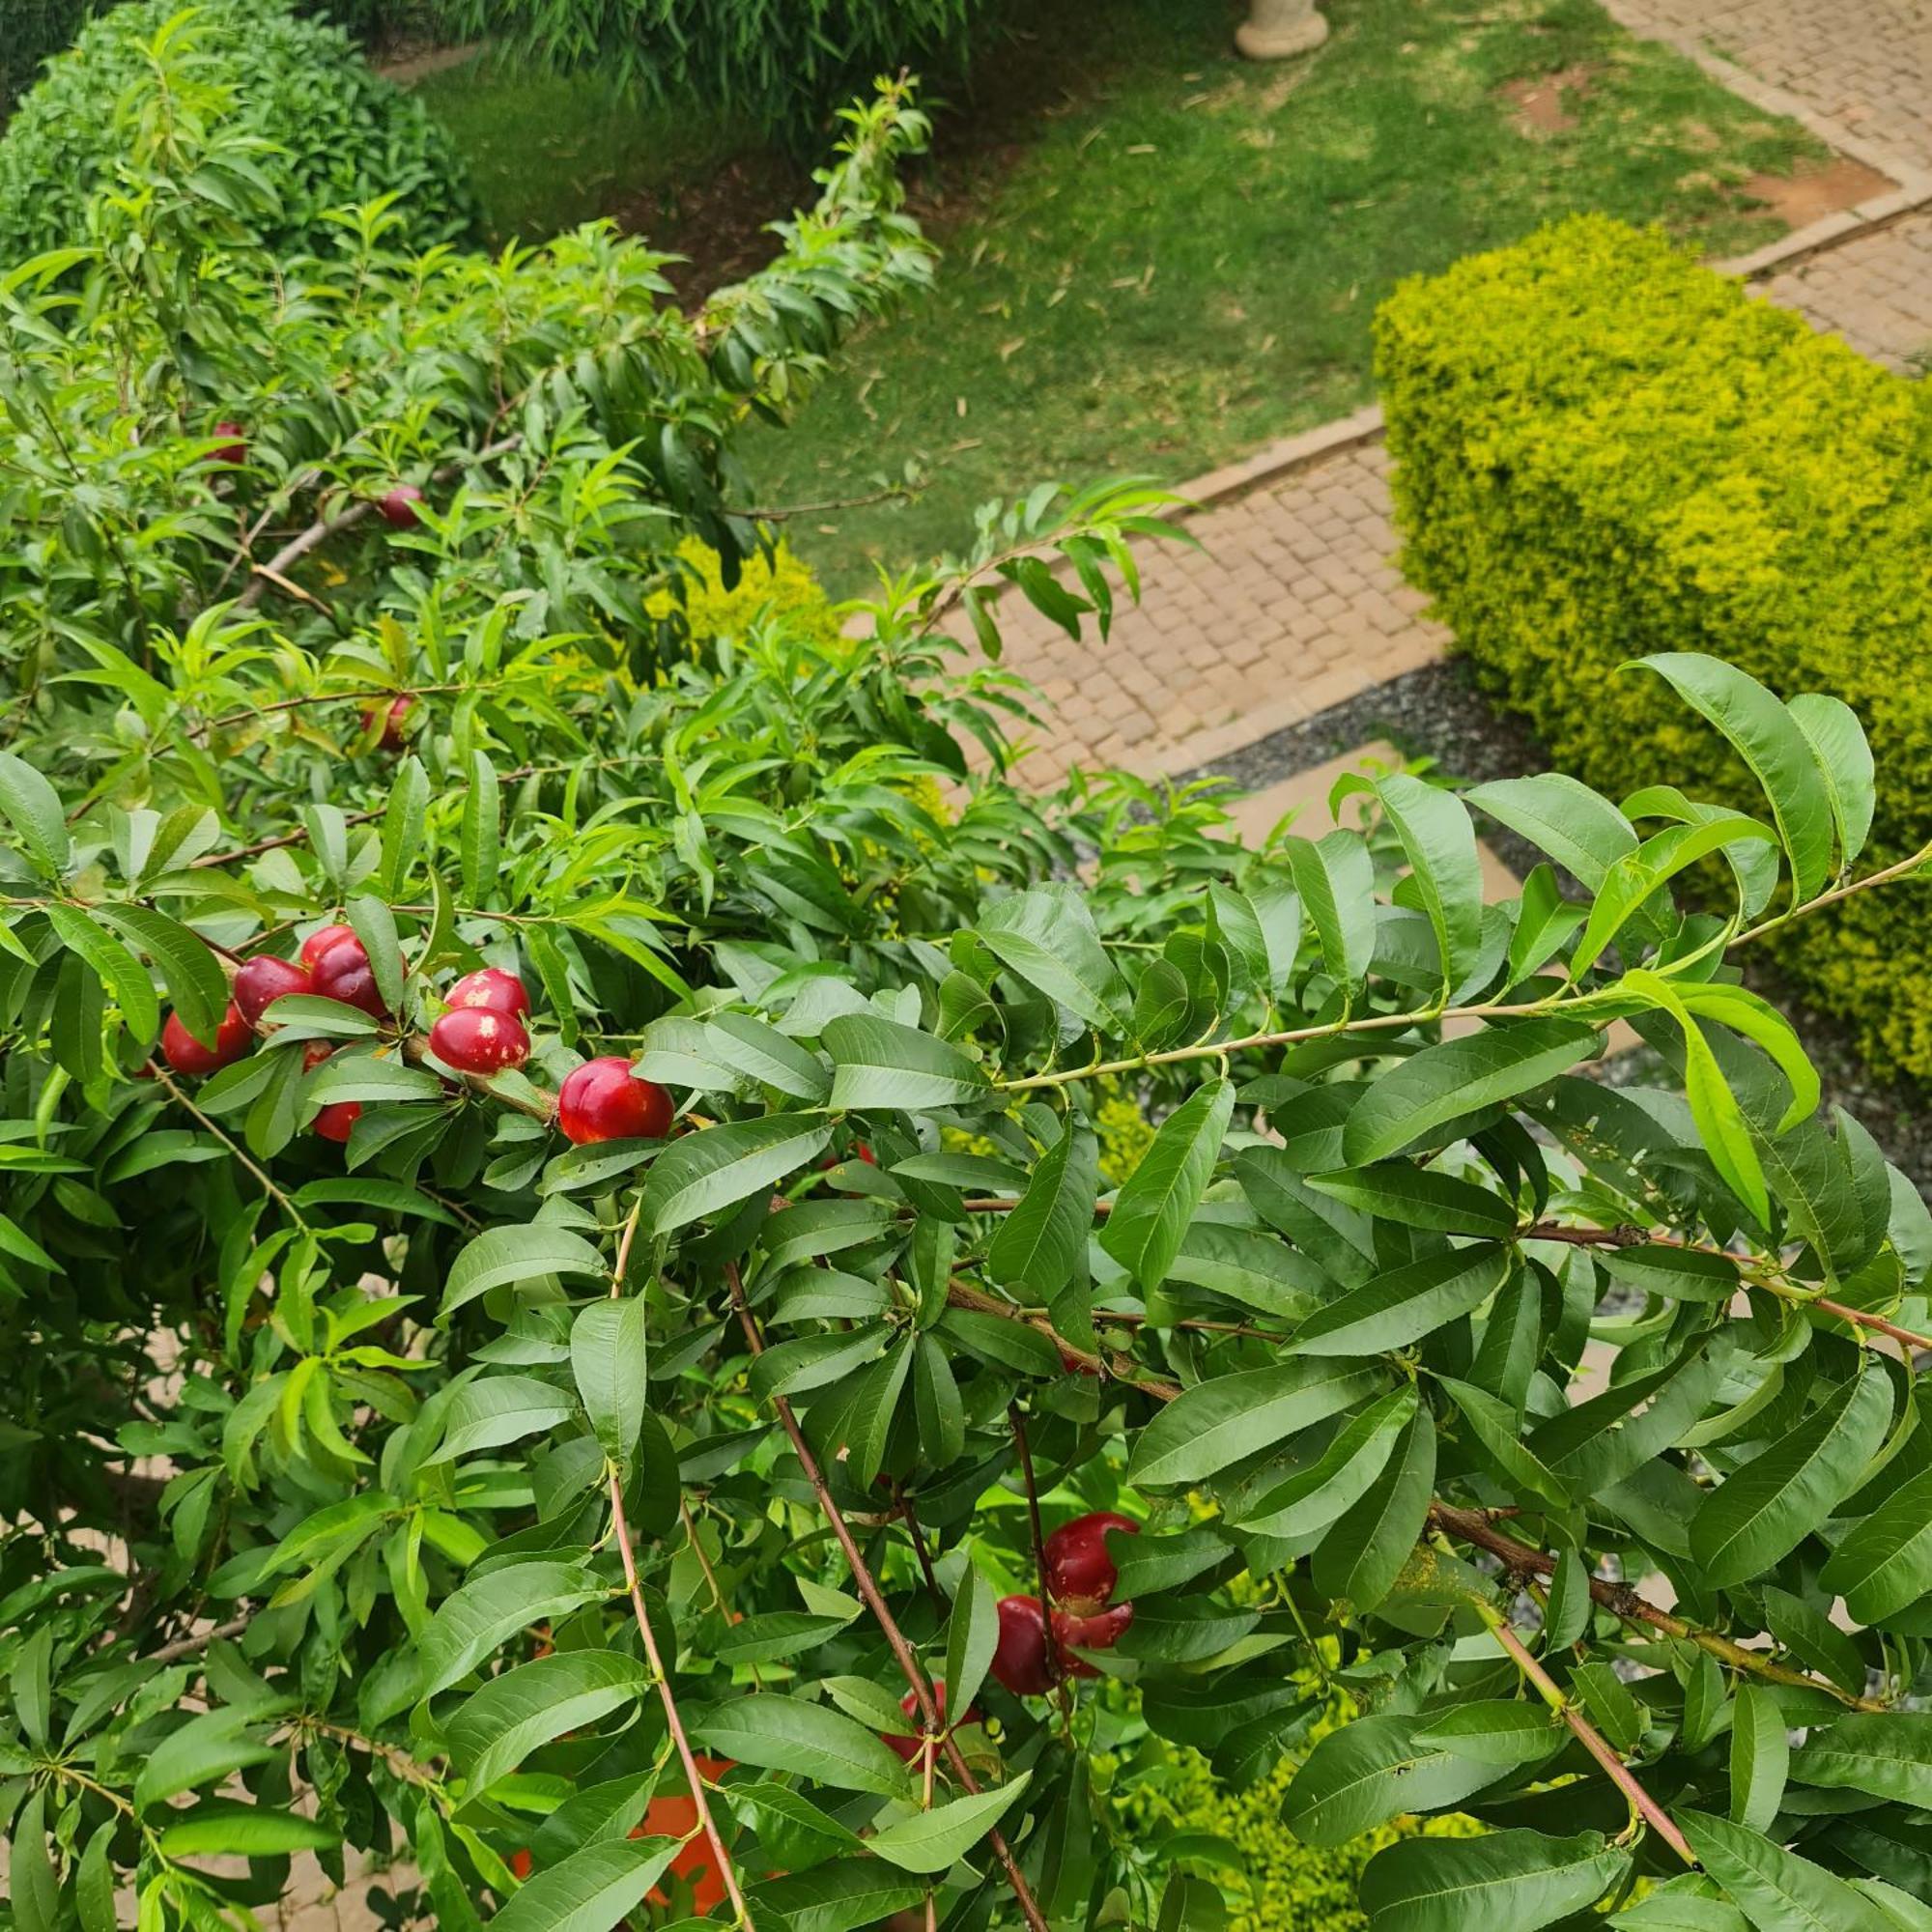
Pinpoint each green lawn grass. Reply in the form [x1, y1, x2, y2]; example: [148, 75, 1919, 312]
[415, 0, 1826, 587]
[730, 0, 1824, 584]
[413, 55, 756, 245]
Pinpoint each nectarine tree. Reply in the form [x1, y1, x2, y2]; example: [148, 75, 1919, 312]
[5, 28, 1932, 1932]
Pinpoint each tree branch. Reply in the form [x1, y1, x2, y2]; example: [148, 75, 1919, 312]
[1472, 1594, 1695, 1867]
[724, 1264, 1051, 1932]
[1428, 1502, 1885, 1712]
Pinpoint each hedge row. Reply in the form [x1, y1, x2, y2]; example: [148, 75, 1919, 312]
[1376, 213, 1932, 1084]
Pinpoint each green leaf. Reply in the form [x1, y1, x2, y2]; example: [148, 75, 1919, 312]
[447, 1652, 649, 1796]
[11, 1627, 49, 1748]
[1373, 772, 1484, 998]
[1305, 1164, 1518, 1237]
[348, 895, 407, 1017]
[1569, 814, 1776, 979]
[156, 1802, 343, 1858]
[487, 1834, 683, 1932]
[435, 1375, 576, 1463]
[976, 885, 1128, 1028]
[945, 1557, 1000, 1720]
[689, 1692, 910, 1796]
[442, 1223, 609, 1320]
[1291, 1242, 1511, 1357]
[868, 1772, 1032, 1873]
[94, 904, 228, 1047]
[421, 1560, 611, 1698]
[640, 1113, 833, 1236]
[744, 1857, 925, 1932]
[1790, 1715, 1932, 1806]
[1311, 1407, 1435, 1612]
[1411, 1702, 1563, 1767]
[1343, 1020, 1600, 1164]
[461, 751, 500, 907]
[572, 1299, 649, 1462]
[307, 1053, 446, 1108]
[0, 751, 71, 879]
[1678, 1810, 1895, 1932]
[750, 1327, 890, 1404]
[703, 1012, 832, 1102]
[1360, 1828, 1629, 1932]
[824, 1014, 987, 1111]
[1232, 1386, 1416, 1537]
[1467, 773, 1636, 890]
[987, 1121, 1099, 1299]
[1098, 1078, 1234, 1291]
[45, 905, 160, 1045]
[1821, 1465, 1932, 1622]
[11, 1790, 58, 1932]
[1282, 1710, 1499, 1847]
[1730, 1685, 1788, 1833]
[715, 1612, 855, 1665]
[134, 1707, 280, 1812]
[1286, 829, 1377, 996]
[75, 1824, 116, 1932]
[1129, 1358, 1387, 1489]
[1690, 1360, 1892, 1587]
[1438, 1376, 1571, 1507]
[1787, 693, 1875, 870]
[1602, 1244, 1741, 1304]
[380, 755, 430, 897]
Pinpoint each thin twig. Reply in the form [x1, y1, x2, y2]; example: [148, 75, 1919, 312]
[1473, 1594, 1695, 1867]
[724, 1264, 1051, 1932]
[1734, 838, 1932, 948]
[892, 1480, 947, 1619]
[608, 1196, 753, 1928]
[1428, 1502, 1886, 1713]
[1009, 1404, 1077, 1730]
[149, 1613, 251, 1664]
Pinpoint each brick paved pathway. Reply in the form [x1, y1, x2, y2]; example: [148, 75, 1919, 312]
[1762, 211, 1932, 368]
[1602, 0, 1932, 181]
[991, 0, 1932, 788]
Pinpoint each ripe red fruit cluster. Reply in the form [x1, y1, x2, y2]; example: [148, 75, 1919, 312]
[881, 1684, 980, 1763]
[233, 954, 309, 1027]
[211, 421, 247, 467]
[556, 1057, 673, 1145]
[429, 1006, 528, 1075]
[990, 1511, 1140, 1696]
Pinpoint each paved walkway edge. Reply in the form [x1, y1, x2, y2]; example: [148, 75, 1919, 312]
[1160, 177, 1932, 529]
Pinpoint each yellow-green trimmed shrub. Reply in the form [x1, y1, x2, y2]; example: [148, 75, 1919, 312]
[650, 536, 845, 653]
[1375, 213, 1932, 1083]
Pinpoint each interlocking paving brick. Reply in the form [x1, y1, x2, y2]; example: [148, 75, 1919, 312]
[1759, 209, 1932, 366]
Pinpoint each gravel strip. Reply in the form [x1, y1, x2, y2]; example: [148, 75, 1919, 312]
[1178, 657, 1932, 1188]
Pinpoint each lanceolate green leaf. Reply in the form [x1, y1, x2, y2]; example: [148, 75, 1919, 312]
[1820, 1465, 1932, 1622]
[1291, 1242, 1511, 1357]
[975, 885, 1128, 1028]
[421, 1561, 611, 1699]
[986, 1120, 1099, 1299]
[1129, 1358, 1387, 1489]
[1286, 827, 1377, 997]
[486, 1835, 683, 1932]
[639, 1112, 833, 1236]
[1098, 1078, 1233, 1291]
[571, 1298, 650, 1462]
[824, 1014, 987, 1111]
[1678, 1810, 1895, 1932]
[442, 1224, 610, 1320]
[1371, 772, 1485, 998]
[1343, 1020, 1600, 1165]
[1634, 654, 1836, 903]
[1787, 692, 1875, 870]
[689, 1692, 910, 1797]
[1790, 1715, 1932, 1806]
[1359, 1828, 1629, 1932]
[1690, 1361, 1893, 1587]
[867, 1772, 1032, 1873]
[1232, 1385, 1416, 1538]
[447, 1652, 649, 1796]
[1282, 1709, 1495, 1847]
[1311, 1406, 1436, 1613]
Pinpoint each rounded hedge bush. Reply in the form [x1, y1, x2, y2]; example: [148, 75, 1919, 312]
[0, 0, 477, 265]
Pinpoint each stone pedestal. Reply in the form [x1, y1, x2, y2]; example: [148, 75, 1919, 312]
[1236, 0, 1329, 59]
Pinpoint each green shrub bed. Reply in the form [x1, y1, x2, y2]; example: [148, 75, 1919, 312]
[1375, 213, 1932, 1084]
[0, 0, 476, 263]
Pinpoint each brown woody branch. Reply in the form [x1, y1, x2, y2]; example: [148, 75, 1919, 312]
[724, 1264, 1051, 1932]
[1475, 1596, 1695, 1867]
[1428, 1501, 1885, 1713]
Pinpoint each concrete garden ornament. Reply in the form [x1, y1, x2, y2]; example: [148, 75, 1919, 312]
[1237, 0, 1329, 58]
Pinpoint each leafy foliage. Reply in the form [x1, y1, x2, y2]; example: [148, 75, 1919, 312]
[0, 0, 477, 267]
[1377, 213, 1932, 1084]
[424, 0, 983, 132]
[8, 44, 1932, 1932]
